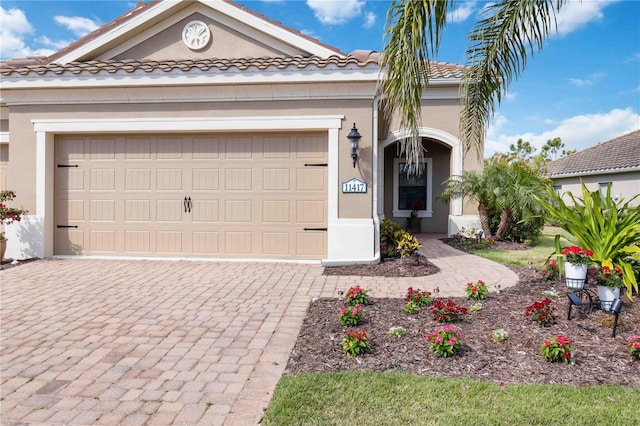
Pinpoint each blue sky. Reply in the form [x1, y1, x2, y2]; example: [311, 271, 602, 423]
[1, 0, 639, 157]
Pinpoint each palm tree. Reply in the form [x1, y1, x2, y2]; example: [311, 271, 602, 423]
[491, 160, 551, 240]
[438, 160, 505, 238]
[380, 0, 566, 171]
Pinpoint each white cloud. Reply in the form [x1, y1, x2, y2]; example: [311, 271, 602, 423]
[567, 73, 604, 87]
[363, 11, 376, 29]
[486, 107, 640, 156]
[504, 91, 517, 101]
[448, 3, 475, 24]
[554, 0, 618, 37]
[54, 15, 100, 37]
[0, 6, 54, 59]
[37, 35, 73, 50]
[306, 0, 364, 25]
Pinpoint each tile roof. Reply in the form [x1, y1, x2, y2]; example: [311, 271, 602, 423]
[546, 129, 640, 177]
[0, 55, 465, 79]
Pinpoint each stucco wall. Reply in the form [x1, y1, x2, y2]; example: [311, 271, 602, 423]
[117, 12, 286, 60]
[552, 172, 640, 206]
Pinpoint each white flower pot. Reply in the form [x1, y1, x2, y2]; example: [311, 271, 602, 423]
[597, 285, 620, 312]
[565, 262, 587, 290]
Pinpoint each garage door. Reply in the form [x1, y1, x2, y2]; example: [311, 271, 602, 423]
[54, 133, 327, 259]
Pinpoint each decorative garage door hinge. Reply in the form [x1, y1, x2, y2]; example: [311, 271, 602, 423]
[57, 164, 79, 168]
[183, 197, 192, 213]
[303, 227, 328, 231]
[304, 163, 328, 167]
[57, 225, 78, 228]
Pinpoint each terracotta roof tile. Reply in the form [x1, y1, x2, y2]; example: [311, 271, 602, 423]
[0, 55, 464, 79]
[546, 130, 640, 177]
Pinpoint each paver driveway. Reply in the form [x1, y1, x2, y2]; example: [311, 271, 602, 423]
[1, 238, 517, 425]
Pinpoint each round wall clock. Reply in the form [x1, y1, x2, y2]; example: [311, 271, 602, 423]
[182, 20, 211, 51]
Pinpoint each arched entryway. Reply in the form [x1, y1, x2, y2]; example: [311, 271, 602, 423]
[378, 128, 463, 234]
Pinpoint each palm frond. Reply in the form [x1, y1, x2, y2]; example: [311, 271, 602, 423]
[380, 0, 452, 174]
[460, 0, 566, 156]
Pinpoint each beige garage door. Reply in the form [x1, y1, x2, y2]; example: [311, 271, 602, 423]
[54, 133, 327, 259]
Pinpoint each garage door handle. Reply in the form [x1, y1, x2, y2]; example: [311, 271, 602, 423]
[303, 227, 327, 231]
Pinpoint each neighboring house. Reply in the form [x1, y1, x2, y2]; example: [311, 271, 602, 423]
[0, 0, 481, 264]
[546, 130, 640, 205]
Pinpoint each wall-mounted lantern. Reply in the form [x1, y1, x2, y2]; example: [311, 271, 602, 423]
[347, 123, 361, 168]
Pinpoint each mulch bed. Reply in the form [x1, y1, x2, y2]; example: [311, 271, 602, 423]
[324, 255, 439, 277]
[287, 250, 640, 387]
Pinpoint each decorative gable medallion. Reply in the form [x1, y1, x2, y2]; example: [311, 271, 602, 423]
[182, 20, 211, 51]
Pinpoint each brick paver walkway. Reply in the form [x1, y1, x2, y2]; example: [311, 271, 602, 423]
[1, 237, 517, 425]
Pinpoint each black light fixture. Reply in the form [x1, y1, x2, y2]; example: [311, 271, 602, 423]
[347, 123, 361, 168]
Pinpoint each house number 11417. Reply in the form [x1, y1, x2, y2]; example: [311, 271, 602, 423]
[341, 178, 368, 194]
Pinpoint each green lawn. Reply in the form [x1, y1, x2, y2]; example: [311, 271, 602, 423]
[470, 226, 574, 268]
[263, 372, 639, 425]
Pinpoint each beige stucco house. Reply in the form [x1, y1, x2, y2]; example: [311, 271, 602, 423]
[0, 0, 481, 264]
[546, 130, 640, 206]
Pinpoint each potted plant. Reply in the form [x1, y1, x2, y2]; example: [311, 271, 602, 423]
[595, 266, 624, 312]
[561, 245, 593, 290]
[0, 190, 26, 261]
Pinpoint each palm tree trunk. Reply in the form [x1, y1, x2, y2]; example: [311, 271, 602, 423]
[495, 208, 512, 240]
[478, 203, 492, 238]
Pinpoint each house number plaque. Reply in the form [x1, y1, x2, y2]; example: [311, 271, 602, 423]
[341, 178, 367, 193]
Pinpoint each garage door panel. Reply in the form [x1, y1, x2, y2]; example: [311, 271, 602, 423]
[263, 168, 290, 191]
[296, 232, 325, 256]
[296, 168, 325, 191]
[125, 231, 151, 252]
[90, 230, 116, 252]
[90, 169, 116, 191]
[192, 200, 219, 222]
[192, 231, 220, 254]
[225, 137, 253, 159]
[225, 231, 253, 254]
[57, 229, 84, 254]
[90, 138, 115, 160]
[125, 169, 152, 190]
[125, 138, 151, 159]
[192, 168, 219, 190]
[263, 232, 291, 255]
[193, 137, 220, 159]
[156, 200, 183, 221]
[157, 231, 182, 253]
[56, 133, 327, 259]
[225, 168, 252, 190]
[125, 200, 150, 222]
[263, 200, 290, 223]
[156, 169, 183, 190]
[90, 200, 115, 221]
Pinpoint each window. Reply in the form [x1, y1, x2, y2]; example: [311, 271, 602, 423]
[552, 185, 562, 196]
[599, 182, 611, 197]
[393, 158, 433, 217]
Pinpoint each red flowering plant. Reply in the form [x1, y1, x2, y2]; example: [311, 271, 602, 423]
[525, 298, 555, 327]
[405, 287, 432, 307]
[465, 280, 488, 300]
[541, 259, 559, 282]
[425, 325, 464, 358]
[627, 336, 640, 360]
[0, 190, 26, 241]
[344, 285, 370, 306]
[431, 299, 468, 323]
[595, 266, 625, 289]
[338, 304, 364, 327]
[541, 335, 573, 363]
[341, 329, 370, 357]
[561, 245, 593, 265]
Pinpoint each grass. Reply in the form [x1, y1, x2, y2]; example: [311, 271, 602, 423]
[470, 226, 574, 267]
[263, 372, 640, 425]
